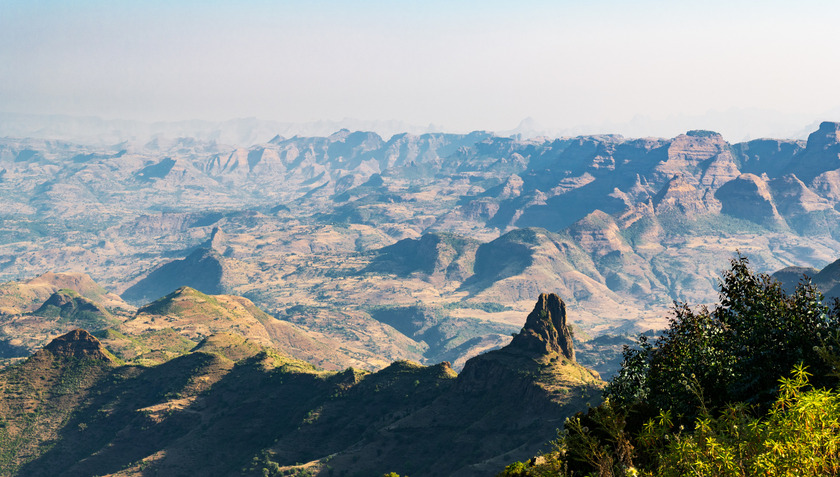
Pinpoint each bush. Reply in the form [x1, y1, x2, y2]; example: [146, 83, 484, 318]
[652, 365, 840, 476]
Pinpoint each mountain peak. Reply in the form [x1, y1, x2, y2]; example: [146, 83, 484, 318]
[509, 293, 575, 361]
[41, 329, 113, 361]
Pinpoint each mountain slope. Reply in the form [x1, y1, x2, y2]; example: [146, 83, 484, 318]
[0, 294, 602, 477]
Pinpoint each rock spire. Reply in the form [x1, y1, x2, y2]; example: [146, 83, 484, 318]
[510, 293, 575, 361]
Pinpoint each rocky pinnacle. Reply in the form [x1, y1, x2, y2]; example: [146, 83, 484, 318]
[510, 293, 576, 361]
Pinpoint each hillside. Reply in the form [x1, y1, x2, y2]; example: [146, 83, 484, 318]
[0, 293, 602, 477]
[0, 272, 131, 315]
[0, 275, 133, 361]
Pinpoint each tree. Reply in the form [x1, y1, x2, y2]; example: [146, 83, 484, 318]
[607, 253, 839, 417]
[498, 253, 840, 477]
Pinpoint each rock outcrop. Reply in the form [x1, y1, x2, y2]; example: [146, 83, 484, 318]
[794, 121, 840, 181]
[509, 293, 576, 360]
[652, 174, 709, 215]
[456, 292, 600, 413]
[202, 226, 229, 254]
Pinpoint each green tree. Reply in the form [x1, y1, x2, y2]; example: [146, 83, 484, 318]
[501, 253, 840, 477]
[607, 253, 839, 417]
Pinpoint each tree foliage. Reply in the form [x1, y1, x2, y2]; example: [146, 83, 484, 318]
[608, 253, 839, 416]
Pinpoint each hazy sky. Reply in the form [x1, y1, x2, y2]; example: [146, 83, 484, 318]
[2, 0, 839, 139]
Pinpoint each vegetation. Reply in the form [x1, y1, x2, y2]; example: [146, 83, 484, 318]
[500, 254, 840, 476]
[442, 301, 512, 313]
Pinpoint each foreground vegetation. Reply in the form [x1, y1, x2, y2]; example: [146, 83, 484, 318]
[501, 254, 840, 476]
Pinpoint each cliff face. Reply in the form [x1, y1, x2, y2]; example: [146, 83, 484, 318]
[793, 121, 840, 181]
[652, 174, 709, 215]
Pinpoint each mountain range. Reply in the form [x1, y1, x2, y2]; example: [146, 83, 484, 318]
[3, 123, 840, 377]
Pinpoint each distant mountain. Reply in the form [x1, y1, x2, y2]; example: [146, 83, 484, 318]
[0, 112, 436, 146]
[771, 266, 821, 294]
[364, 232, 480, 283]
[0, 294, 602, 477]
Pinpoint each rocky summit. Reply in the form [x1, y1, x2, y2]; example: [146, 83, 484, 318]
[510, 292, 575, 360]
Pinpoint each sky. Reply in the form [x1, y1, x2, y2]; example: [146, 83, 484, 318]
[2, 0, 840, 141]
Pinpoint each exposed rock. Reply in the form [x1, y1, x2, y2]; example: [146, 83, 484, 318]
[202, 226, 228, 253]
[810, 169, 840, 202]
[489, 174, 524, 200]
[735, 138, 803, 176]
[651, 174, 708, 215]
[655, 130, 730, 181]
[205, 148, 250, 175]
[509, 293, 575, 360]
[568, 210, 633, 258]
[769, 174, 832, 215]
[461, 199, 500, 220]
[699, 150, 741, 194]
